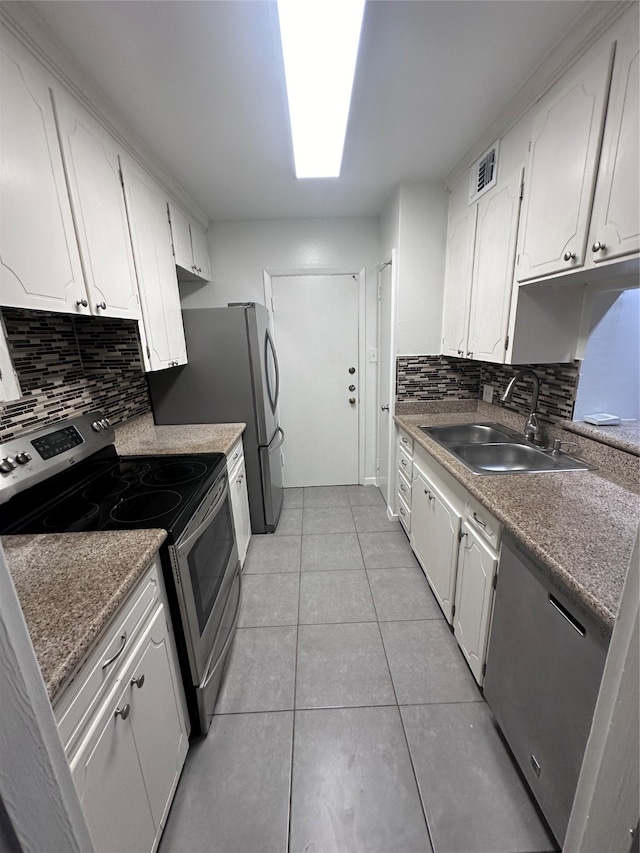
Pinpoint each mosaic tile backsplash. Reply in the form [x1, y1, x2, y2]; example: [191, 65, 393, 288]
[396, 355, 579, 423]
[0, 309, 151, 441]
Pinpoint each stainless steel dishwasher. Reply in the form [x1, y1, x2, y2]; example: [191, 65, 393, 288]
[484, 531, 612, 847]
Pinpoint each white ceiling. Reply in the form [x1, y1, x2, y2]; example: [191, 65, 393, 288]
[31, 0, 591, 223]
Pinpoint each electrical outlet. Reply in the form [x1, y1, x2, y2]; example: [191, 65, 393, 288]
[482, 384, 494, 403]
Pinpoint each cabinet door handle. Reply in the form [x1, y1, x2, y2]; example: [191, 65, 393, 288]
[131, 674, 145, 689]
[472, 512, 487, 528]
[97, 301, 107, 310]
[563, 251, 576, 262]
[466, 351, 474, 358]
[114, 703, 130, 720]
[102, 632, 127, 669]
[591, 241, 606, 253]
[76, 298, 88, 308]
[424, 489, 434, 501]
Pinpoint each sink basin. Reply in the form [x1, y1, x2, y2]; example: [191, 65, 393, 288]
[418, 422, 592, 474]
[450, 442, 592, 474]
[420, 422, 521, 445]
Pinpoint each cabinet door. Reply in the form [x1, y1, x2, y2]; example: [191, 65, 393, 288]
[121, 158, 187, 371]
[589, 29, 639, 263]
[516, 45, 614, 282]
[190, 222, 211, 281]
[467, 171, 521, 363]
[52, 89, 140, 320]
[128, 606, 189, 831]
[453, 522, 498, 685]
[230, 458, 251, 564]
[70, 680, 156, 853]
[410, 468, 461, 623]
[441, 177, 476, 358]
[0, 312, 20, 402]
[168, 202, 193, 273]
[0, 27, 85, 313]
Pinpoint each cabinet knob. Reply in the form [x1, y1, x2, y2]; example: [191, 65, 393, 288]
[131, 674, 145, 689]
[349, 397, 356, 405]
[466, 351, 473, 358]
[563, 251, 576, 262]
[591, 241, 606, 253]
[381, 404, 390, 411]
[76, 298, 88, 308]
[114, 703, 130, 720]
[97, 301, 107, 310]
[457, 349, 464, 356]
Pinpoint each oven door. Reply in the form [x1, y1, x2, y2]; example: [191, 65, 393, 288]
[170, 470, 238, 684]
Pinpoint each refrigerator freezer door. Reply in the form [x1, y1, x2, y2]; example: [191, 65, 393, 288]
[259, 426, 284, 531]
[244, 303, 279, 446]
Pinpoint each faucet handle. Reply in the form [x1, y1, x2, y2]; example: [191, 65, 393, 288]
[551, 439, 578, 455]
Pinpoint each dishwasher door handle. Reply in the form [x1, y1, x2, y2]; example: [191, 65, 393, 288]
[548, 593, 586, 636]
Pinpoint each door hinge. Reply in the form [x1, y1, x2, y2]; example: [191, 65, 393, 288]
[519, 181, 524, 201]
[377, 284, 382, 300]
[451, 604, 456, 619]
[118, 167, 125, 188]
[482, 662, 487, 676]
[528, 139, 531, 152]
[146, 345, 151, 359]
[458, 529, 466, 542]
[504, 335, 509, 351]
[492, 573, 498, 590]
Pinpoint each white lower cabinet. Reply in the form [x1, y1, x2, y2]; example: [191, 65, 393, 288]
[59, 557, 188, 853]
[454, 520, 499, 683]
[410, 464, 461, 624]
[228, 438, 251, 565]
[405, 435, 502, 685]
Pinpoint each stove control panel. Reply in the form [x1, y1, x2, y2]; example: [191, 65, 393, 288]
[0, 412, 115, 504]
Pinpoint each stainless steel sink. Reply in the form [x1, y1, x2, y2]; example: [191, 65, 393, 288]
[419, 422, 592, 475]
[420, 422, 521, 445]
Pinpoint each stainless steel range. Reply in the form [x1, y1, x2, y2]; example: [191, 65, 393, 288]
[0, 412, 240, 735]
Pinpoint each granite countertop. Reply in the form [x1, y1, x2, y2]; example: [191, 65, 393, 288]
[114, 412, 246, 457]
[395, 402, 639, 628]
[563, 419, 640, 456]
[2, 529, 166, 703]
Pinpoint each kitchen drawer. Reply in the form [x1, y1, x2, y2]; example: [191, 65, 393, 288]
[397, 468, 412, 508]
[55, 555, 161, 754]
[465, 498, 502, 552]
[397, 492, 411, 533]
[227, 438, 244, 478]
[398, 429, 414, 459]
[398, 445, 413, 481]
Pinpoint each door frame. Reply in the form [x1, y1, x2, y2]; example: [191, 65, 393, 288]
[376, 249, 398, 511]
[263, 268, 367, 485]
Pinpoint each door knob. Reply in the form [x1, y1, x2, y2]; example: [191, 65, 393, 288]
[349, 367, 356, 374]
[349, 397, 356, 405]
[381, 404, 389, 411]
[349, 384, 356, 392]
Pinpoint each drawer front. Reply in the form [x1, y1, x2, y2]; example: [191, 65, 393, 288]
[55, 556, 161, 753]
[398, 446, 413, 481]
[465, 498, 501, 551]
[398, 430, 414, 459]
[397, 493, 411, 533]
[227, 438, 244, 477]
[397, 468, 412, 508]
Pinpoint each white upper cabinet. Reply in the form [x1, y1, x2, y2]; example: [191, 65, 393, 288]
[588, 25, 639, 264]
[52, 89, 140, 320]
[516, 43, 614, 282]
[168, 202, 211, 282]
[467, 169, 522, 363]
[121, 158, 187, 371]
[441, 177, 476, 358]
[0, 26, 86, 314]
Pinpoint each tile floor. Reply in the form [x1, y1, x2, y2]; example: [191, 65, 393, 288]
[159, 485, 558, 853]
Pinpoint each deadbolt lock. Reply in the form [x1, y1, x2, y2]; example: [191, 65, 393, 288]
[349, 384, 356, 392]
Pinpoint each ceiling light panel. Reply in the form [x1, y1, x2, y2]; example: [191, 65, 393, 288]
[277, 0, 366, 178]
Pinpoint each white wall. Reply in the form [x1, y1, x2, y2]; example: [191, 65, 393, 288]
[180, 218, 380, 481]
[574, 288, 640, 421]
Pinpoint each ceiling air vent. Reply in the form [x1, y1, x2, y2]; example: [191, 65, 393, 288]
[469, 141, 499, 203]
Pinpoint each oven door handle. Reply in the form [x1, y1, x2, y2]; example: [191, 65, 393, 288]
[200, 569, 242, 690]
[176, 479, 229, 559]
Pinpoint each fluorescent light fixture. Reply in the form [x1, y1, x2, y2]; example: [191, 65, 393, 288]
[277, 0, 366, 178]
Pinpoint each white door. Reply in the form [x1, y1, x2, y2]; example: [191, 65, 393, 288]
[271, 274, 359, 487]
[376, 259, 394, 505]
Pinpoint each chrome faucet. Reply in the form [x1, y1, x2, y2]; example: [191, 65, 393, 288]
[500, 369, 541, 444]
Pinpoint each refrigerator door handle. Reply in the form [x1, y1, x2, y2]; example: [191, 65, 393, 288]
[268, 426, 285, 453]
[264, 328, 280, 414]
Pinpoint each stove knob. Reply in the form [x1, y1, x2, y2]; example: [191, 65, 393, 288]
[100, 418, 110, 429]
[0, 457, 16, 474]
[91, 421, 103, 432]
[15, 452, 31, 465]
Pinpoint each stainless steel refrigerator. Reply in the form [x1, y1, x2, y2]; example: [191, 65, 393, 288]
[148, 303, 284, 533]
